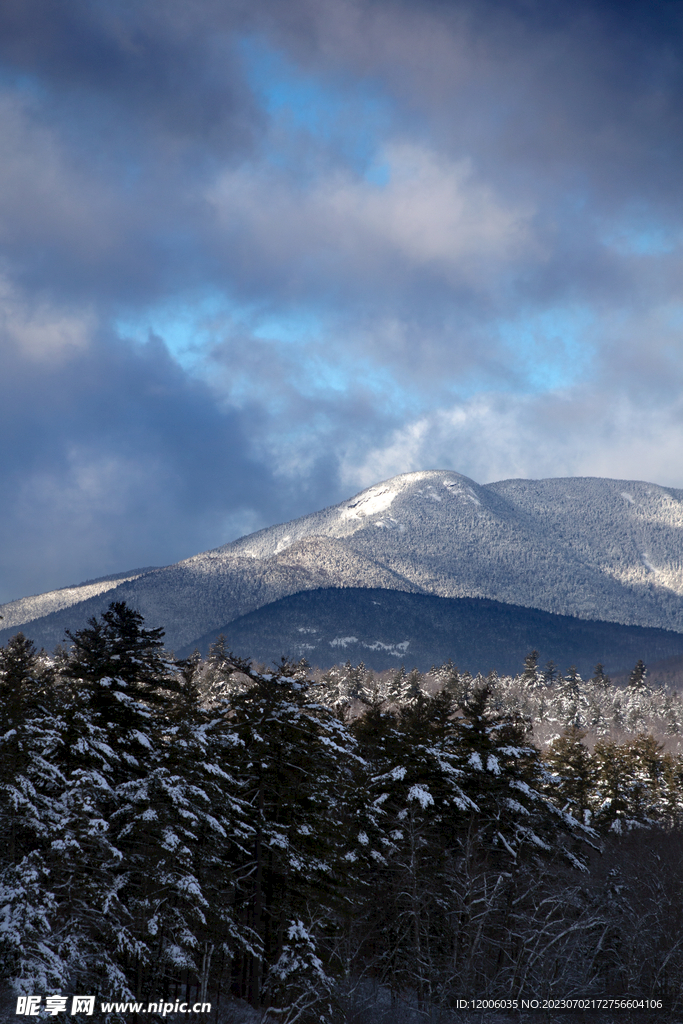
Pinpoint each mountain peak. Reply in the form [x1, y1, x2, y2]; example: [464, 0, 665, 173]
[213, 469, 485, 561]
[3, 471, 683, 655]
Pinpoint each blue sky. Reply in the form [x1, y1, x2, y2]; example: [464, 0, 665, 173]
[1, 0, 683, 601]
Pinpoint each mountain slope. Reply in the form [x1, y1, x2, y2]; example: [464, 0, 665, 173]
[182, 587, 683, 677]
[0, 568, 158, 631]
[3, 470, 683, 655]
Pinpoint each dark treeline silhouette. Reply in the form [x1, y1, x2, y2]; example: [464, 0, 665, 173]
[2, 604, 683, 1022]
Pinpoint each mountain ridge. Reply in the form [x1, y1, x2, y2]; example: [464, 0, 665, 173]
[3, 470, 683, 659]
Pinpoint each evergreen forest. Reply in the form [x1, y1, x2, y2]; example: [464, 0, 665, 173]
[3, 603, 683, 1022]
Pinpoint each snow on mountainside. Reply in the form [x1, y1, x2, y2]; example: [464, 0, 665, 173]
[3, 470, 683, 653]
[0, 569, 156, 630]
[216, 470, 683, 626]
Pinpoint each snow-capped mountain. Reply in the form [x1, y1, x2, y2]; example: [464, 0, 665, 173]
[3, 470, 683, 656]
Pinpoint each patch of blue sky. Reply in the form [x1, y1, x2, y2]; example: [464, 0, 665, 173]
[442, 368, 509, 403]
[252, 309, 324, 345]
[237, 34, 393, 185]
[664, 303, 683, 330]
[601, 210, 681, 256]
[0, 67, 47, 100]
[608, 226, 677, 256]
[297, 353, 407, 403]
[114, 291, 229, 369]
[235, 320, 410, 404]
[115, 290, 326, 372]
[290, 355, 354, 395]
[364, 162, 391, 187]
[115, 289, 422, 414]
[496, 306, 596, 393]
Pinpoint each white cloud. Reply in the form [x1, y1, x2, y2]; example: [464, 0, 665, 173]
[0, 277, 95, 361]
[343, 389, 683, 490]
[320, 143, 536, 276]
[208, 141, 536, 288]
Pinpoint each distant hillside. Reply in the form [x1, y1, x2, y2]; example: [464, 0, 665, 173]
[3, 470, 683, 655]
[181, 587, 683, 677]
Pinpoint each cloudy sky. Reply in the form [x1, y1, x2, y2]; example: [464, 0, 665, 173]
[1, 0, 683, 601]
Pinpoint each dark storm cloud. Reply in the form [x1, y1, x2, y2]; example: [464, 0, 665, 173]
[0, 0, 258, 149]
[0, 0, 678, 319]
[1, 0, 683, 600]
[0, 0, 263, 307]
[265, 0, 683, 252]
[0, 321, 284, 602]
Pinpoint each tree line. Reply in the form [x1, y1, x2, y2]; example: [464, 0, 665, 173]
[2, 604, 683, 1022]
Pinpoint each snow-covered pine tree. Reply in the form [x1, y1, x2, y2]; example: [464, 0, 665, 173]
[136, 655, 257, 1008]
[591, 663, 611, 690]
[542, 660, 558, 685]
[591, 740, 639, 832]
[521, 650, 540, 689]
[0, 634, 70, 997]
[628, 659, 648, 691]
[558, 666, 585, 729]
[546, 727, 596, 824]
[456, 685, 595, 870]
[354, 686, 476, 1007]
[216, 657, 362, 1020]
[0, 634, 59, 868]
[53, 602, 217, 1008]
[63, 602, 179, 764]
[326, 660, 372, 715]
